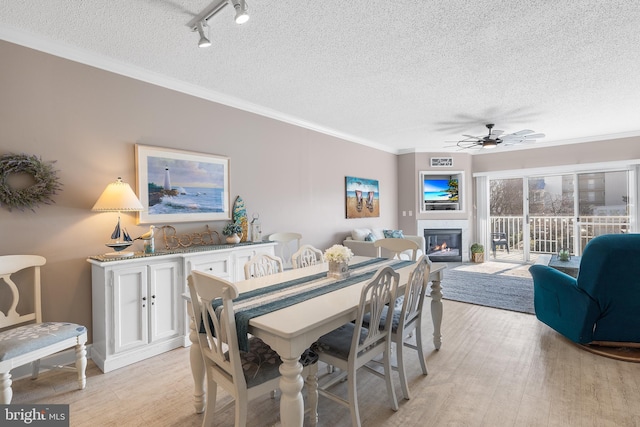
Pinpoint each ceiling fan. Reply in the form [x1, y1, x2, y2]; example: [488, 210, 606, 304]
[452, 123, 545, 150]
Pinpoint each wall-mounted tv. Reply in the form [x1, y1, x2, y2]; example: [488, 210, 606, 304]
[423, 177, 458, 203]
[420, 171, 463, 212]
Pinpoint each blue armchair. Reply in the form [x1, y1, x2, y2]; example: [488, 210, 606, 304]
[529, 234, 640, 344]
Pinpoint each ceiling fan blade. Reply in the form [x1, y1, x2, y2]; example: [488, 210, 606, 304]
[509, 129, 535, 136]
[461, 134, 482, 140]
[522, 133, 545, 139]
[490, 130, 504, 137]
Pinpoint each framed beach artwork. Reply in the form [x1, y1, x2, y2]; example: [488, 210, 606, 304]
[345, 176, 380, 218]
[135, 144, 230, 224]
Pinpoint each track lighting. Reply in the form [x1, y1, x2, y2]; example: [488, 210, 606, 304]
[196, 22, 211, 48]
[189, 0, 250, 48]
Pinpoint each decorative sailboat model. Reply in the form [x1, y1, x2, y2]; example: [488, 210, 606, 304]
[92, 177, 144, 258]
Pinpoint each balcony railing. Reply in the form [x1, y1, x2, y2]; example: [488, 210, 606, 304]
[490, 215, 630, 255]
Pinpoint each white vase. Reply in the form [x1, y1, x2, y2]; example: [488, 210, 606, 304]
[328, 260, 350, 279]
[226, 233, 241, 244]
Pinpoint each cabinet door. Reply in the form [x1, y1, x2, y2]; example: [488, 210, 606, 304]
[148, 261, 181, 342]
[112, 266, 148, 354]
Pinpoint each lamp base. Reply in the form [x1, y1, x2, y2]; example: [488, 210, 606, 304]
[103, 251, 135, 258]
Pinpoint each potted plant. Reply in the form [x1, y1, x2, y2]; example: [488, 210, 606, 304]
[222, 222, 243, 244]
[471, 243, 484, 263]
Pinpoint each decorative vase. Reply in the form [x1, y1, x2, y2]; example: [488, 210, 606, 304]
[226, 233, 241, 244]
[328, 260, 350, 280]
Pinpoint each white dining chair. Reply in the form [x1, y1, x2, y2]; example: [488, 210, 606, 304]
[374, 238, 419, 261]
[243, 252, 284, 280]
[291, 245, 325, 269]
[363, 255, 432, 400]
[268, 232, 302, 268]
[188, 270, 318, 427]
[312, 266, 399, 427]
[0, 255, 87, 404]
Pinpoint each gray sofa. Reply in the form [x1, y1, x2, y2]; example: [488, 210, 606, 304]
[343, 228, 425, 259]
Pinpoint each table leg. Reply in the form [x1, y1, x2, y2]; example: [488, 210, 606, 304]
[279, 357, 304, 427]
[430, 278, 443, 350]
[187, 302, 206, 413]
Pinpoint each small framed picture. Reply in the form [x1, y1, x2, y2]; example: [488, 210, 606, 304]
[135, 144, 230, 224]
[430, 157, 453, 167]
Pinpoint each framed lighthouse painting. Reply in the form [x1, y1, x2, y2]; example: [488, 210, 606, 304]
[135, 144, 230, 224]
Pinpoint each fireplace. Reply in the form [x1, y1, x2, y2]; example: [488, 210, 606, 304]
[424, 228, 462, 262]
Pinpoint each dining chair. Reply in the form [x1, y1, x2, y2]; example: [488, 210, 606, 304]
[374, 237, 419, 261]
[362, 255, 431, 400]
[243, 252, 284, 280]
[187, 270, 318, 427]
[0, 255, 87, 404]
[268, 232, 302, 268]
[491, 232, 510, 257]
[312, 266, 399, 427]
[291, 244, 325, 269]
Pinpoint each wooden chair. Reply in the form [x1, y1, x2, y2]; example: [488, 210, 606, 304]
[268, 232, 302, 268]
[363, 255, 431, 400]
[187, 270, 318, 427]
[243, 253, 284, 280]
[0, 255, 87, 404]
[374, 238, 419, 261]
[312, 266, 400, 427]
[292, 245, 325, 269]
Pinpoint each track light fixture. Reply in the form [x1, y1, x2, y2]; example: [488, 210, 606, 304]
[196, 22, 211, 48]
[188, 0, 250, 48]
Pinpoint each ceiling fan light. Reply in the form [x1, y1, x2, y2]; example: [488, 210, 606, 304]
[483, 140, 498, 149]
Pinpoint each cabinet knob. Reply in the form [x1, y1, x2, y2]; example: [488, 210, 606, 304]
[142, 297, 147, 301]
[152, 295, 156, 299]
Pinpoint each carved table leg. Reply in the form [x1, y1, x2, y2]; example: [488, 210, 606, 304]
[1, 372, 12, 404]
[279, 357, 304, 427]
[430, 278, 443, 350]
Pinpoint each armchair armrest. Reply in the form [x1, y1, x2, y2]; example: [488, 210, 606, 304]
[529, 264, 600, 343]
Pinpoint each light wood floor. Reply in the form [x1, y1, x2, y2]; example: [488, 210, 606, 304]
[11, 299, 640, 426]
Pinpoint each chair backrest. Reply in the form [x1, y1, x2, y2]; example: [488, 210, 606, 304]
[397, 255, 431, 332]
[187, 270, 248, 390]
[0, 255, 46, 329]
[374, 238, 419, 261]
[291, 245, 325, 269]
[492, 232, 507, 242]
[352, 266, 399, 356]
[268, 232, 302, 267]
[243, 252, 284, 279]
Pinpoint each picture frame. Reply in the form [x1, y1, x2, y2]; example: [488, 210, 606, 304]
[345, 176, 380, 218]
[135, 144, 230, 224]
[430, 157, 454, 167]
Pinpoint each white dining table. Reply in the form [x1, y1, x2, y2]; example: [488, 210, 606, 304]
[185, 256, 446, 427]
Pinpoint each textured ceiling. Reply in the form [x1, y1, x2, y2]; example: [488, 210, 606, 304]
[2, 0, 640, 154]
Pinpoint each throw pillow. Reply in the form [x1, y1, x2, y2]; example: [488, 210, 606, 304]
[364, 232, 377, 242]
[383, 229, 405, 239]
[351, 228, 372, 241]
[371, 228, 386, 240]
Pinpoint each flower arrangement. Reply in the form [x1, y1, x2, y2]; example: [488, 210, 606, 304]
[222, 221, 243, 236]
[324, 244, 354, 264]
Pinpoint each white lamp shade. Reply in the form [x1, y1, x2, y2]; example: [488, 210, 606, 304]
[92, 178, 144, 212]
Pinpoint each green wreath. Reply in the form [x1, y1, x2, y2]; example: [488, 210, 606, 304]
[0, 153, 62, 212]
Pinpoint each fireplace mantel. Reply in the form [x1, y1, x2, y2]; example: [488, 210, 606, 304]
[418, 219, 470, 262]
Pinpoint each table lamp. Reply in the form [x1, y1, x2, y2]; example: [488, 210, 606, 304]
[92, 177, 144, 258]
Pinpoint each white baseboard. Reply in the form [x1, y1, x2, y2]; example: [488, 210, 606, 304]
[10, 344, 93, 381]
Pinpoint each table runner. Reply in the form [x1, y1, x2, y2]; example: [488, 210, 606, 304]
[224, 258, 414, 351]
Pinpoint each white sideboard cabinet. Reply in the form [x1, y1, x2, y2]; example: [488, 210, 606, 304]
[88, 242, 276, 373]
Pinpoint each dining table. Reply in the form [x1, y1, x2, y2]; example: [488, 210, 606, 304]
[185, 256, 446, 427]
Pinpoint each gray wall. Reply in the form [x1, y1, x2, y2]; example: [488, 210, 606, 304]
[0, 41, 398, 341]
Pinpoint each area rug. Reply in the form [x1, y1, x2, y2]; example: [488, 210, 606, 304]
[440, 264, 535, 314]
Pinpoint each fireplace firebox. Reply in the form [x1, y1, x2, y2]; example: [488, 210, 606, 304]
[424, 228, 462, 262]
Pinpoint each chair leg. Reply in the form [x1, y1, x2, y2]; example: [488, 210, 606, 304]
[347, 368, 361, 427]
[415, 325, 428, 376]
[1, 372, 12, 404]
[383, 347, 399, 411]
[31, 359, 41, 380]
[305, 364, 319, 427]
[203, 376, 218, 427]
[396, 339, 411, 400]
[235, 391, 248, 427]
[76, 342, 87, 390]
